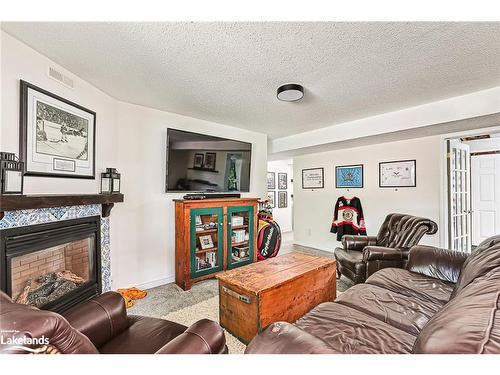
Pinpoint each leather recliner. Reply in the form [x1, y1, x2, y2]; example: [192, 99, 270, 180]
[0, 291, 227, 354]
[334, 213, 438, 284]
[246, 234, 500, 354]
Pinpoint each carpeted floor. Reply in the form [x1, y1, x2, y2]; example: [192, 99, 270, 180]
[128, 238, 353, 353]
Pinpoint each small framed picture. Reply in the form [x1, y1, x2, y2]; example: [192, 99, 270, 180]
[379, 159, 416, 188]
[335, 164, 363, 188]
[278, 173, 287, 190]
[278, 191, 287, 208]
[302, 168, 324, 189]
[20, 80, 96, 179]
[267, 191, 276, 208]
[199, 234, 215, 250]
[193, 153, 204, 168]
[267, 172, 276, 190]
[204, 152, 217, 170]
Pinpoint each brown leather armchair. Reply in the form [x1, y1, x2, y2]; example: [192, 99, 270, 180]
[334, 213, 438, 284]
[0, 291, 227, 354]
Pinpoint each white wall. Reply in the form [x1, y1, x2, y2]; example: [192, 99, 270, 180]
[464, 137, 500, 153]
[293, 136, 441, 252]
[267, 159, 293, 233]
[1, 31, 268, 290]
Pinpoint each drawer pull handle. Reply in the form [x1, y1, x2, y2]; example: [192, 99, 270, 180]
[222, 286, 251, 304]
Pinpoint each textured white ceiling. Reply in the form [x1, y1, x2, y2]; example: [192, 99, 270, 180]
[2, 22, 500, 139]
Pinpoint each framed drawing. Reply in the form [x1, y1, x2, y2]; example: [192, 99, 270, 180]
[302, 167, 324, 189]
[278, 191, 287, 208]
[193, 153, 204, 168]
[379, 159, 416, 188]
[278, 172, 287, 190]
[19, 80, 96, 179]
[198, 235, 215, 250]
[203, 152, 217, 170]
[335, 164, 363, 188]
[267, 172, 276, 190]
[267, 191, 276, 208]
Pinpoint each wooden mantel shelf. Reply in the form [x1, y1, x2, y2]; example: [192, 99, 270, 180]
[0, 193, 124, 219]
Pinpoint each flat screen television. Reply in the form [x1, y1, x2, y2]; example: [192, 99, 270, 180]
[166, 129, 252, 192]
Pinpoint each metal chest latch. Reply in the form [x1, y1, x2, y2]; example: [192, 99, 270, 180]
[222, 286, 251, 304]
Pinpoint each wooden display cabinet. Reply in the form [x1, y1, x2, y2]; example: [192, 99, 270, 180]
[174, 197, 259, 290]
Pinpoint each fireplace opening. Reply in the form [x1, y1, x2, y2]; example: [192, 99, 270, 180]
[1, 216, 101, 313]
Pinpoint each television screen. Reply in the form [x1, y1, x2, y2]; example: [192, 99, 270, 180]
[166, 129, 252, 192]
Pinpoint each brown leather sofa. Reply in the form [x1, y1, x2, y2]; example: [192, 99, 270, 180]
[246, 235, 500, 354]
[335, 213, 438, 284]
[0, 291, 227, 354]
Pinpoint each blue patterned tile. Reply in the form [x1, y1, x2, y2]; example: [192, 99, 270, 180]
[0, 204, 111, 291]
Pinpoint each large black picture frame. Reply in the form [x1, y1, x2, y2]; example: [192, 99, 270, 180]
[20, 80, 96, 179]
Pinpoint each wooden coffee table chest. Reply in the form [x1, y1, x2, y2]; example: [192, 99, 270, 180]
[216, 252, 336, 343]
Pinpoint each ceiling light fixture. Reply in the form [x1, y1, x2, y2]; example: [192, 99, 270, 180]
[277, 84, 304, 102]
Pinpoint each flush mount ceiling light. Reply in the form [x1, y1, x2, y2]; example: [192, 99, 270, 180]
[277, 84, 304, 102]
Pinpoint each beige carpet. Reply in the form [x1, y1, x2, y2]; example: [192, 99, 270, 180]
[161, 295, 247, 354]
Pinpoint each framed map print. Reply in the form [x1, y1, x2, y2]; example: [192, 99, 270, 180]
[267, 172, 276, 190]
[379, 160, 416, 188]
[335, 164, 363, 188]
[278, 172, 287, 190]
[302, 168, 324, 189]
[20, 80, 96, 179]
[267, 191, 276, 208]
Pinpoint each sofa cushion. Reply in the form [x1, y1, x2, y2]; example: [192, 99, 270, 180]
[451, 235, 500, 299]
[294, 302, 415, 354]
[98, 315, 187, 354]
[336, 284, 443, 336]
[366, 268, 454, 305]
[413, 268, 500, 354]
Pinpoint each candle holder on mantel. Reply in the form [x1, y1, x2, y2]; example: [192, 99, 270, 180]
[0, 152, 24, 195]
[100, 168, 121, 194]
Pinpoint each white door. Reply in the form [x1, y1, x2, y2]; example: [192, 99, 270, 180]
[447, 140, 472, 252]
[471, 154, 500, 246]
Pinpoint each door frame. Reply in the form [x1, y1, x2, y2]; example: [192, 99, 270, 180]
[439, 125, 500, 250]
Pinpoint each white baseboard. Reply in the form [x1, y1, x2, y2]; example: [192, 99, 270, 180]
[134, 275, 175, 290]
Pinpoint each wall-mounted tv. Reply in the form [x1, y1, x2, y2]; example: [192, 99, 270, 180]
[166, 129, 252, 192]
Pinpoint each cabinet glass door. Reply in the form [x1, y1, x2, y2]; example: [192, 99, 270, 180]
[227, 206, 254, 269]
[190, 207, 223, 278]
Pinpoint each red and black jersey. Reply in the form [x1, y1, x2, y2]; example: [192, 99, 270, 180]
[330, 196, 367, 241]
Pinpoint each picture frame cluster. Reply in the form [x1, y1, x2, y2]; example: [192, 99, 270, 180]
[301, 160, 416, 190]
[267, 171, 288, 208]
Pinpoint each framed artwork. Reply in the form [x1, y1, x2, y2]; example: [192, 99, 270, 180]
[193, 153, 204, 168]
[267, 172, 276, 190]
[267, 191, 276, 208]
[379, 159, 416, 187]
[19, 80, 96, 179]
[199, 235, 215, 250]
[302, 167, 324, 189]
[278, 191, 287, 208]
[335, 164, 364, 188]
[203, 152, 217, 170]
[278, 172, 287, 190]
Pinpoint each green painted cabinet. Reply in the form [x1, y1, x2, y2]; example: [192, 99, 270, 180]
[227, 205, 254, 269]
[190, 207, 224, 278]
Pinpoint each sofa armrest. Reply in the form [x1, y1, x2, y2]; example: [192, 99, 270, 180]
[63, 291, 129, 348]
[342, 235, 377, 251]
[407, 245, 468, 283]
[245, 322, 337, 354]
[362, 246, 407, 262]
[155, 319, 226, 354]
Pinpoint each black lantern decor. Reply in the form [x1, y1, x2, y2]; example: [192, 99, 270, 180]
[0, 152, 24, 195]
[101, 168, 120, 194]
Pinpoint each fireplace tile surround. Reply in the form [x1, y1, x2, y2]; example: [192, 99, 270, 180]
[0, 204, 112, 292]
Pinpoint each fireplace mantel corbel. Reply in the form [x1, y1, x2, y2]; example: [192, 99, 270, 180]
[0, 193, 124, 219]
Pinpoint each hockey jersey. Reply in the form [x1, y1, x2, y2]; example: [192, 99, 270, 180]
[330, 196, 367, 241]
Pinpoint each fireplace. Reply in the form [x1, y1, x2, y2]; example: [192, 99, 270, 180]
[0, 216, 101, 313]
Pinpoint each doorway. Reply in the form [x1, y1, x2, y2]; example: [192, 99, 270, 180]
[446, 133, 500, 252]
